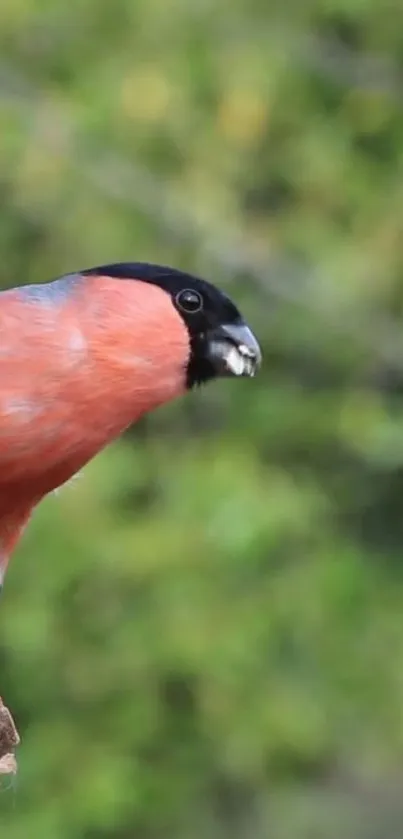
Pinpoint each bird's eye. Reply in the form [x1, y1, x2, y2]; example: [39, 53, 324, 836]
[175, 289, 203, 314]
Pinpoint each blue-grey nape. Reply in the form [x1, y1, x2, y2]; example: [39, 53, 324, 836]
[18, 273, 84, 303]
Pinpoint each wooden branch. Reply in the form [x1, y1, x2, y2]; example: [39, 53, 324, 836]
[0, 697, 19, 775]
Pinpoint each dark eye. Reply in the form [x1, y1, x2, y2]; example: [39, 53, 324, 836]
[175, 288, 203, 314]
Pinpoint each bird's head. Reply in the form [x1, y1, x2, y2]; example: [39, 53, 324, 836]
[82, 262, 262, 389]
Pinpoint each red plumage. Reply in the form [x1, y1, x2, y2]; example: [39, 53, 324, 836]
[0, 274, 189, 580]
[0, 263, 261, 585]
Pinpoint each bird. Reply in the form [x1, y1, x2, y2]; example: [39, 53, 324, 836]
[0, 261, 261, 589]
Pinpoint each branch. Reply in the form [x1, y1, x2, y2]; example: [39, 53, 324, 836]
[0, 697, 19, 775]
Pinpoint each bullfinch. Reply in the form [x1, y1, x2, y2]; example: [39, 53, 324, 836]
[0, 262, 261, 588]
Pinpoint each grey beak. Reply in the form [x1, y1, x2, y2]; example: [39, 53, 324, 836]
[206, 321, 262, 377]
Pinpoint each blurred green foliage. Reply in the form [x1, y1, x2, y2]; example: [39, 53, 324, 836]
[2, 0, 403, 837]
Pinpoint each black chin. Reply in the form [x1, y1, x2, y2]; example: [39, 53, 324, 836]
[185, 335, 218, 389]
[186, 355, 217, 389]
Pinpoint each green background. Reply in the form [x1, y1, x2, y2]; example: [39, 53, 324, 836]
[2, 1, 403, 836]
